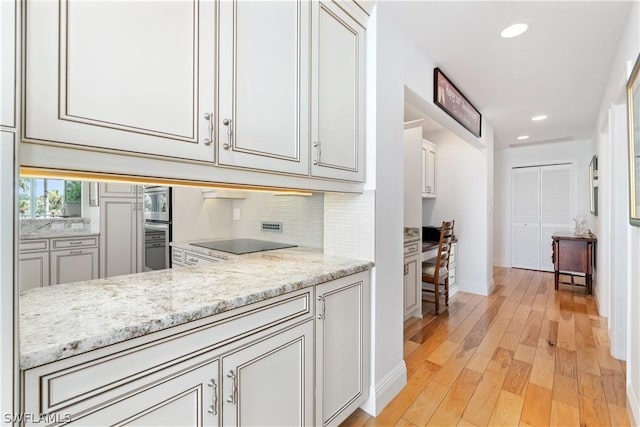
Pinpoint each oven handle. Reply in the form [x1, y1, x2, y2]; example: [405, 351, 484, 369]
[144, 223, 169, 231]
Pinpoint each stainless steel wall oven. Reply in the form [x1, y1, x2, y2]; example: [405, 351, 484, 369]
[143, 186, 171, 271]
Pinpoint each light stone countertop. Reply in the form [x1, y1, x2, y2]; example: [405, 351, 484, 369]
[19, 247, 373, 370]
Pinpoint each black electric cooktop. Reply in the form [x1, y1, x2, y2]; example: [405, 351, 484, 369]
[190, 239, 297, 255]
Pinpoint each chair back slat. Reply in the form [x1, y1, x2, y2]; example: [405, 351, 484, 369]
[421, 219, 455, 315]
[433, 220, 455, 279]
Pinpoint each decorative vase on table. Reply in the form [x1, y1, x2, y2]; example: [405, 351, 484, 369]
[573, 215, 589, 237]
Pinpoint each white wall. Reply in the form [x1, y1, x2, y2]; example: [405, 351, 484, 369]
[403, 124, 422, 229]
[353, 2, 494, 415]
[232, 193, 324, 249]
[591, 1, 640, 423]
[424, 127, 494, 295]
[171, 186, 234, 242]
[493, 139, 593, 268]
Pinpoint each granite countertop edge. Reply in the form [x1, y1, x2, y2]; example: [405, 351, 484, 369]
[19, 248, 373, 370]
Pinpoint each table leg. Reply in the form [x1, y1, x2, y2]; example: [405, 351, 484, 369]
[554, 271, 559, 292]
[586, 274, 593, 296]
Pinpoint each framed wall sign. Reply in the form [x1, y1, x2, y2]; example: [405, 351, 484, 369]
[434, 68, 482, 138]
[627, 53, 640, 226]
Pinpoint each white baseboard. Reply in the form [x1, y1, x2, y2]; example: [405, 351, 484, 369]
[628, 383, 639, 427]
[457, 279, 492, 296]
[360, 360, 407, 416]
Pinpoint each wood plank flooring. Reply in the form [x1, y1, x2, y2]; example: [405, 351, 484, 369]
[341, 268, 631, 426]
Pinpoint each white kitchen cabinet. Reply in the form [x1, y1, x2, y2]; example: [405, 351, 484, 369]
[50, 236, 99, 286]
[1, 0, 16, 129]
[217, 0, 310, 176]
[310, 0, 367, 182]
[99, 197, 143, 278]
[422, 140, 436, 197]
[99, 183, 141, 198]
[23, 289, 314, 427]
[19, 251, 49, 291]
[316, 272, 370, 426]
[65, 358, 220, 427]
[448, 242, 458, 288]
[222, 320, 314, 426]
[172, 247, 221, 268]
[20, 237, 101, 289]
[24, 0, 216, 162]
[403, 241, 421, 319]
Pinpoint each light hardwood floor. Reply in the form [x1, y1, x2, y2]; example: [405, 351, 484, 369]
[341, 267, 631, 426]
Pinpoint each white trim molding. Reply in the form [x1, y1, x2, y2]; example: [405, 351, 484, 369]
[360, 361, 407, 416]
[627, 383, 639, 427]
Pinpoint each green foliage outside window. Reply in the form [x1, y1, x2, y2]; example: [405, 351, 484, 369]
[19, 178, 82, 218]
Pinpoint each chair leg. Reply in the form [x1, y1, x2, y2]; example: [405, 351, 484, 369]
[434, 279, 440, 315]
[445, 277, 449, 306]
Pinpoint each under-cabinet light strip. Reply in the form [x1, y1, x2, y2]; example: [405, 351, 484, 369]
[19, 167, 313, 196]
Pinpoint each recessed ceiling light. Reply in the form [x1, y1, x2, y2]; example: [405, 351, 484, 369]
[501, 23, 528, 39]
[517, 135, 529, 140]
[532, 115, 548, 121]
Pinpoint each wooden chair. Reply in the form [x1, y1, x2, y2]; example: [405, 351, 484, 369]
[421, 220, 455, 315]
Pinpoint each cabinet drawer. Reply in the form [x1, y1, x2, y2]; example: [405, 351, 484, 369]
[449, 243, 457, 265]
[171, 247, 184, 264]
[184, 250, 219, 266]
[23, 289, 312, 417]
[448, 266, 456, 285]
[19, 239, 48, 253]
[52, 236, 98, 250]
[403, 242, 419, 256]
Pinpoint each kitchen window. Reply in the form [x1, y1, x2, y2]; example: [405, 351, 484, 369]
[19, 178, 82, 218]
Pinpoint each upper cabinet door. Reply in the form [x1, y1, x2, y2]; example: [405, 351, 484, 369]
[1, 0, 16, 128]
[25, 0, 216, 162]
[311, 1, 366, 182]
[217, 1, 310, 175]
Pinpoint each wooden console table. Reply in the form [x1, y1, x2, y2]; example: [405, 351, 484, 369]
[551, 232, 597, 295]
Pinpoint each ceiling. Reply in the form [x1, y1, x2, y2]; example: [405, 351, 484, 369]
[391, 1, 633, 149]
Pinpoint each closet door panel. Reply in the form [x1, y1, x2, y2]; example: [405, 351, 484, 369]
[511, 167, 541, 269]
[540, 165, 572, 271]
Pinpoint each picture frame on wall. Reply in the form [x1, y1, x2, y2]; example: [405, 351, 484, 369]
[433, 68, 482, 138]
[627, 53, 640, 226]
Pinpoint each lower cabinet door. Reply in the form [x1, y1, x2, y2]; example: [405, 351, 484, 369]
[316, 273, 369, 426]
[221, 320, 314, 427]
[19, 251, 49, 290]
[66, 359, 220, 427]
[50, 248, 99, 285]
[404, 254, 420, 319]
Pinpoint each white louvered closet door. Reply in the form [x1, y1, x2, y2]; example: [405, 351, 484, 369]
[511, 164, 573, 271]
[540, 165, 573, 271]
[512, 167, 541, 269]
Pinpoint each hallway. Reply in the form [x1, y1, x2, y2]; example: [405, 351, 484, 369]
[343, 268, 630, 426]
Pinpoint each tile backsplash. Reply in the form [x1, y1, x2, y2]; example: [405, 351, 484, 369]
[232, 193, 324, 249]
[324, 190, 375, 261]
